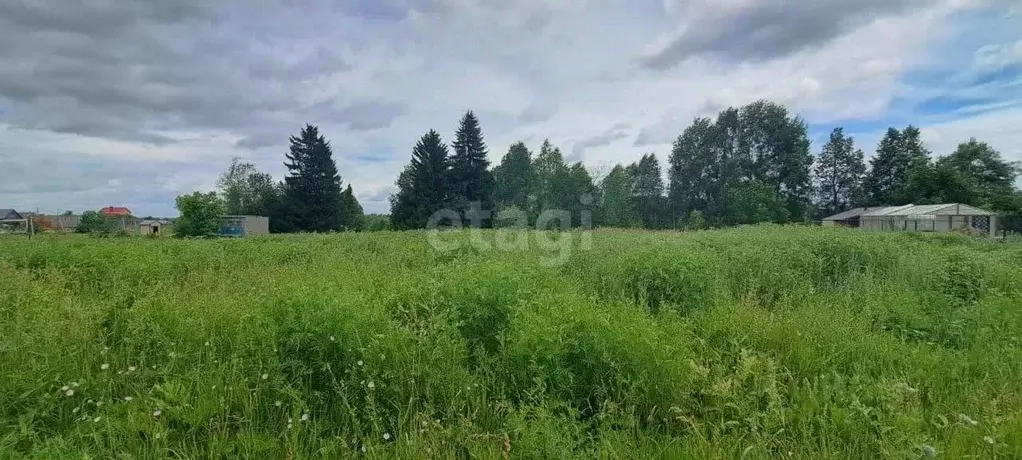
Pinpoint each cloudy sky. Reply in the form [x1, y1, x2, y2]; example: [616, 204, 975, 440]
[1, 0, 1020, 216]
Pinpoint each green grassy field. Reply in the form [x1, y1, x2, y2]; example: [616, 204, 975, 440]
[2, 227, 1022, 459]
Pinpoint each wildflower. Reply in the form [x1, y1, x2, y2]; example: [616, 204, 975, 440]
[984, 436, 995, 445]
[422, 420, 428, 427]
[330, 336, 335, 341]
[367, 381, 375, 389]
[921, 445, 936, 458]
[288, 417, 293, 424]
[71, 382, 79, 387]
[261, 373, 269, 380]
[65, 389, 75, 397]
[117, 370, 124, 375]
[357, 360, 363, 366]
[128, 366, 136, 372]
[361, 445, 367, 453]
[205, 341, 211, 347]
[287, 422, 293, 429]
[154, 433, 161, 440]
[153, 409, 162, 417]
[96, 401, 104, 407]
[61, 385, 70, 392]
[124, 396, 133, 402]
[93, 416, 102, 423]
[383, 432, 391, 441]
[275, 400, 282, 407]
[101, 363, 110, 370]
[301, 413, 309, 422]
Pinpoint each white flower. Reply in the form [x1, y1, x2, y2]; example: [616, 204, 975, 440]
[205, 341, 211, 347]
[261, 373, 269, 380]
[153, 409, 162, 417]
[361, 445, 367, 453]
[117, 370, 124, 375]
[301, 413, 309, 422]
[65, 389, 74, 397]
[984, 436, 996, 445]
[71, 382, 79, 387]
[100, 363, 109, 370]
[357, 360, 363, 366]
[287, 423, 293, 429]
[330, 336, 335, 341]
[96, 401, 104, 407]
[367, 381, 375, 389]
[274, 400, 282, 407]
[128, 366, 136, 372]
[123, 396, 133, 402]
[93, 417, 102, 423]
[383, 432, 391, 441]
[61, 385, 70, 392]
[422, 420, 428, 427]
[288, 417, 293, 423]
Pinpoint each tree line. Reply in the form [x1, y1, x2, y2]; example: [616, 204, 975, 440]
[179, 100, 1021, 235]
[391, 103, 1021, 230]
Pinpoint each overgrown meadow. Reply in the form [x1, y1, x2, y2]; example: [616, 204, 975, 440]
[2, 227, 1022, 459]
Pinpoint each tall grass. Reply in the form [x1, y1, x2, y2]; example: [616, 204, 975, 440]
[1, 227, 1021, 458]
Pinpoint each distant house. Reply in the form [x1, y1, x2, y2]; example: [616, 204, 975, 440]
[99, 206, 132, 217]
[0, 209, 23, 221]
[140, 219, 172, 236]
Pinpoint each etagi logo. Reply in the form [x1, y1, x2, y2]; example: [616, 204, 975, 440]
[425, 195, 594, 267]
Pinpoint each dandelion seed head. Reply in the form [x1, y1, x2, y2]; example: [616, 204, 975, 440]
[383, 432, 391, 441]
[921, 444, 936, 458]
[357, 360, 363, 366]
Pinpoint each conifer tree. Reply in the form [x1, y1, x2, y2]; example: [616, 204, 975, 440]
[282, 124, 344, 232]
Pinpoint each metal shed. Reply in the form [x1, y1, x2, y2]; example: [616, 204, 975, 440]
[821, 207, 888, 228]
[219, 215, 270, 237]
[859, 203, 996, 236]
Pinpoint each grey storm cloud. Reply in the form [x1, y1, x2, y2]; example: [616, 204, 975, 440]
[0, 0, 400, 145]
[569, 123, 631, 161]
[643, 0, 923, 69]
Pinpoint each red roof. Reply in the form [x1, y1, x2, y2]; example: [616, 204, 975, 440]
[99, 206, 132, 216]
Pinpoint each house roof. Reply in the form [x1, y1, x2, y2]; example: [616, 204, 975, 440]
[99, 206, 132, 215]
[140, 219, 172, 225]
[862, 203, 995, 217]
[0, 209, 23, 220]
[822, 207, 889, 221]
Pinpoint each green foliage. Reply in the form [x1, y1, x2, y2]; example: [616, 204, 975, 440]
[449, 111, 494, 227]
[667, 100, 812, 225]
[339, 184, 364, 231]
[492, 141, 537, 215]
[629, 153, 667, 229]
[74, 211, 114, 234]
[174, 192, 226, 237]
[281, 124, 345, 232]
[3, 227, 1022, 458]
[814, 127, 867, 216]
[722, 180, 790, 225]
[391, 130, 452, 230]
[362, 214, 391, 232]
[600, 165, 640, 228]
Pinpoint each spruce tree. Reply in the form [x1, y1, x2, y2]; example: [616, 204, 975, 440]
[449, 111, 494, 227]
[282, 124, 344, 232]
[533, 139, 570, 215]
[600, 165, 640, 228]
[390, 130, 452, 229]
[813, 127, 866, 216]
[864, 126, 931, 206]
[492, 141, 537, 215]
[340, 184, 364, 231]
[630, 153, 666, 229]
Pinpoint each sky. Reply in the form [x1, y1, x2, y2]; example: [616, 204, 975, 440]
[1, 0, 1020, 216]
